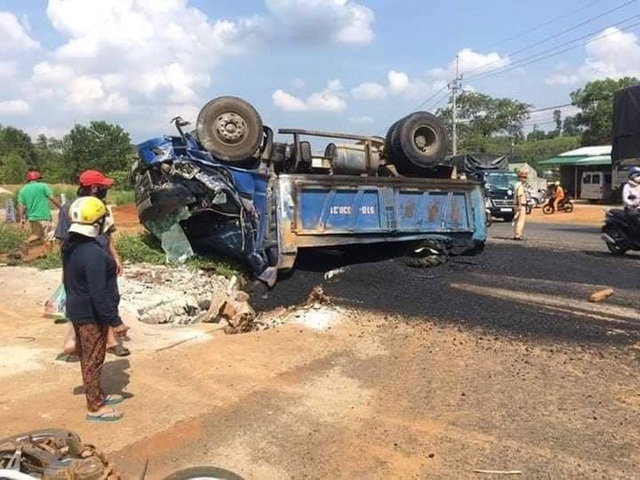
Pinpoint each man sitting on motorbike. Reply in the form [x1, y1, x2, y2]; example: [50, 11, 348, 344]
[623, 166, 640, 233]
[553, 182, 565, 212]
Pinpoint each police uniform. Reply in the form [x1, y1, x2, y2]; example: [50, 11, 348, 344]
[513, 172, 528, 240]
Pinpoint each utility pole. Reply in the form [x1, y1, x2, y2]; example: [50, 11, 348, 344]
[448, 55, 463, 155]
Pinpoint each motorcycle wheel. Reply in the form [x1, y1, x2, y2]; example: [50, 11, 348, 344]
[563, 202, 574, 213]
[163, 466, 244, 480]
[602, 226, 628, 256]
[525, 204, 532, 215]
[542, 204, 554, 215]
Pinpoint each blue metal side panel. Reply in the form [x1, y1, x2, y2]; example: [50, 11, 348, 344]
[296, 185, 474, 235]
[394, 191, 470, 231]
[299, 188, 384, 232]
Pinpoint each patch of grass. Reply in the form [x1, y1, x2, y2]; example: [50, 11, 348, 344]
[115, 231, 165, 264]
[186, 255, 245, 278]
[109, 190, 135, 206]
[29, 252, 62, 270]
[0, 223, 27, 254]
[115, 231, 245, 278]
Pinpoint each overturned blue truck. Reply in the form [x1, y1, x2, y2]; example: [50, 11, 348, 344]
[132, 96, 487, 286]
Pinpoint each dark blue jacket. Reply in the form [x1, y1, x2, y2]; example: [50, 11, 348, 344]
[62, 236, 122, 327]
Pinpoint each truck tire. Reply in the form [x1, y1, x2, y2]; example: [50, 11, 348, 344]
[386, 112, 448, 175]
[404, 239, 449, 268]
[196, 96, 263, 163]
[163, 466, 244, 480]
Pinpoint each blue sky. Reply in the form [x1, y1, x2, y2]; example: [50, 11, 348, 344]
[0, 0, 638, 143]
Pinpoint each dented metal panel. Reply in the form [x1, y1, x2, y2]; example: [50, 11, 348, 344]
[275, 174, 486, 268]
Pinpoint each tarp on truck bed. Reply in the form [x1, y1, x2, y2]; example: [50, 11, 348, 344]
[612, 84, 640, 161]
[444, 153, 509, 180]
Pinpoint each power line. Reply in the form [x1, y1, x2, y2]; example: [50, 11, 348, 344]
[481, 0, 603, 50]
[466, 16, 640, 82]
[463, 0, 637, 78]
[529, 103, 573, 113]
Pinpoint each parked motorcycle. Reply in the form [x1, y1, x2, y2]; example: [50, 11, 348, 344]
[601, 208, 640, 255]
[542, 197, 574, 214]
[529, 188, 547, 207]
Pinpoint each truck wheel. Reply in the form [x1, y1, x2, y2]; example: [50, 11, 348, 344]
[404, 239, 449, 268]
[163, 466, 244, 480]
[390, 112, 448, 174]
[196, 96, 263, 163]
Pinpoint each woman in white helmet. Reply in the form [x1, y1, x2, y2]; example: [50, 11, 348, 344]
[62, 196, 129, 422]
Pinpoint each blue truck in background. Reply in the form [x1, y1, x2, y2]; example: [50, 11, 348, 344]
[132, 96, 487, 286]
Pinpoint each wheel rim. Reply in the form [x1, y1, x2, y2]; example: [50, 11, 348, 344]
[214, 113, 247, 144]
[412, 126, 438, 156]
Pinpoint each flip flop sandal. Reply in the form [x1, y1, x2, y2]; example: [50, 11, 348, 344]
[107, 345, 130, 357]
[103, 394, 124, 406]
[85, 409, 124, 423]
[55, 353, 79, 363]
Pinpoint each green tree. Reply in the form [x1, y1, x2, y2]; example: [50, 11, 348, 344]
[436, 91, 532, 151]
[562, 116, 582, 137]
[515, 136, 581, 168]
[1, 152, 29, 183]
[35, 134, 69, 183]
[0, 126, 37, 169]
[550, 109, 562, 138]
[570, 77, 639, 145]
[65, 121, 134, 180]
[527, 128, 548, 142]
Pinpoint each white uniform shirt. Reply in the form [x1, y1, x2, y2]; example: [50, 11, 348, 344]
[622, 181, 640, 208]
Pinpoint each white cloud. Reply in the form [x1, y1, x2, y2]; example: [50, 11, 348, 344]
[0, 99, 29, 115]
[265, 0, 374, 45]
[0, 61, 16, 79]
[349, 115, 373, 124]
[349, 49, 509, 108]
[546, 28, 640, 86]
[0, 12, 39, 52]
[273, 79, 347, 112]
[351, 82, 387, 100]
[387, 70, 409, 94]
[429, 48, 509, 79]
[273, 89, 308, 112]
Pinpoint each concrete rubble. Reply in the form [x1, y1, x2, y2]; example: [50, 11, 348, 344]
[118, 264, 252, 328]
[117, 266, 341, 333]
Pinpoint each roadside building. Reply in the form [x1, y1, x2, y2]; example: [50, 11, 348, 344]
[537, 146, 611, 199]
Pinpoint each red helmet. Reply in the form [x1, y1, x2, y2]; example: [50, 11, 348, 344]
[26, 171, 42, 181]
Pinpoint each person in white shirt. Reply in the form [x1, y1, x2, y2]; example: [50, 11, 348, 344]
[623, 166, 640, 234]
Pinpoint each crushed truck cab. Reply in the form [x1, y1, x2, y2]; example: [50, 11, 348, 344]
[132, 96, 487, 285]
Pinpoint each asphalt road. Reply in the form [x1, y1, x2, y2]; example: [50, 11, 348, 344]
[251, 221, 640, 347]
[489, 219, 604, 249]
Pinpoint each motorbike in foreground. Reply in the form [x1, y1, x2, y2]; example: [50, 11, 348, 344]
[601, 207, 640, 255]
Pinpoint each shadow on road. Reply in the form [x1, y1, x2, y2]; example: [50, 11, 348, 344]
[251, 243, 640, 349]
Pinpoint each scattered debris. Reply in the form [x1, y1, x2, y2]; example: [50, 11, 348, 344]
[324, 267, 347, 281]
[222, 291, 257, 334]
[307, 285, 330, 305]
[589, 288, 614, 303]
